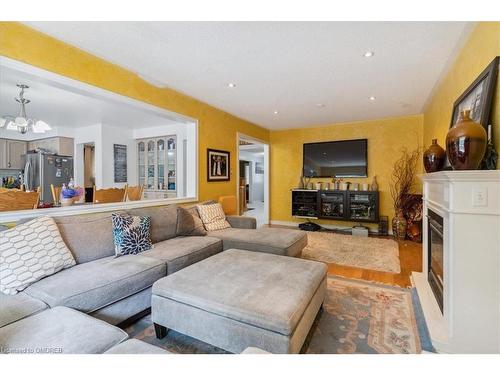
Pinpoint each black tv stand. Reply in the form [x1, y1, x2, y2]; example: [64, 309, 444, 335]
[291, 188, 379, 223]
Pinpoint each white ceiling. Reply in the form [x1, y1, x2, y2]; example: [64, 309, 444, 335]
[24, 22, 471, 130]
[0, 64, 181, 131]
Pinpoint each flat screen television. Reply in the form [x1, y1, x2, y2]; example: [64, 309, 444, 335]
[303, 139, 367, 178]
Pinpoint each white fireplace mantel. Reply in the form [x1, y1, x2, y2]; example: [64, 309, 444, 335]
[415, 170, 500, 353]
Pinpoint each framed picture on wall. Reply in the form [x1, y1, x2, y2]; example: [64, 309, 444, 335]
[450, 56, 499, 129]
[113, 144, 127, 183]
[207, 148, 230, 181]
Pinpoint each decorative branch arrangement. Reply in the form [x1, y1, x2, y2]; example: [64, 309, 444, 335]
[390, 147, 421, 213]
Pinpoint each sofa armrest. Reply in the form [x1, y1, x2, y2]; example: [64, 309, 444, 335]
[226, 215, 257, 229]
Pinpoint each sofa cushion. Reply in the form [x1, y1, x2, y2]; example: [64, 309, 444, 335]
[140, 236, 222, 275]
[105, 339, 168, 354]
[176, 207, 207, 236]
[127, 205, 178, 243]
[54, 211, 122, 263]
[112, 213, 153, 256]
[24, 255, 165, 313]
[0, 292, 47, 328]
[0, 306, 128, 354]
[208, 227, 307, 257]
[152, 249, 327, 335]
[0, 216, 76, 295]
[197, 203, 231, 231]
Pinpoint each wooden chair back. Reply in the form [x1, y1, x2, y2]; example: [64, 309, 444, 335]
[51, 184, 62, 206]
[218, 195, 238, 215]
[93, 185, 127, 204]
[125, 185, 144, 201]
[0, 188, 40, 212]
[0, 187, 24, 193]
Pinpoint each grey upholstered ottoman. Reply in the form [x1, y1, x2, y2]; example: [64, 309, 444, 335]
[151, 249, 327, 354]
[0, 306, 128, 354]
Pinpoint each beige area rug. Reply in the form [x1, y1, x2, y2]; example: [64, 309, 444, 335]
[302, 231, 401, 273]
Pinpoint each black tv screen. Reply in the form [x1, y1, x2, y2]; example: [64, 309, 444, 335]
[303, 139, 367, 178]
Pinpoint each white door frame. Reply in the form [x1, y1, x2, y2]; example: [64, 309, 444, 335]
[236, 132, 270, 225]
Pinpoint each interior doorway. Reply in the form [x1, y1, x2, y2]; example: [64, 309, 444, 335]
[237, 134, 269, 227]
[83, 143, 95, 202]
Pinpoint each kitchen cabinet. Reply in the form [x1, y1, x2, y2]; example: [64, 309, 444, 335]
[0, 139, 27, 169]
[0, 139, 6, 168]
[27, 137, 74, 156]
[137, 136, 176, 195]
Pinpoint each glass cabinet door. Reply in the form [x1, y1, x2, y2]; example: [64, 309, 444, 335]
[147, 140, 155, 189]
[137, 136, 177, 196]
[348, 193, 376, 221]
[157, 139, 165, 190]
[138, 141, 145, 187]
[167, 137, 176, 191]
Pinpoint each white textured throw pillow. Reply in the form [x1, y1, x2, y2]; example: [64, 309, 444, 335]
[0, 216, 76, 295]
[196, 203, 231, 231]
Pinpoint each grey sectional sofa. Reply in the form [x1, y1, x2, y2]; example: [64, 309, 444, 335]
[0, 202, 308, 353]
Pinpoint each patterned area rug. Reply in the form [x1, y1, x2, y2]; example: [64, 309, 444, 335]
[125, 276, 432, 354]
[302, 231, 401, 273]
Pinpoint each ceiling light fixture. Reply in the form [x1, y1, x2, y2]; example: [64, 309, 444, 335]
[369, 96, 376, 101]
[364, 51, 375, 58]
[0, 84, 52, 135]
[316, 103, 325, 108]
[273, 110, 279, 115]
[227, 83, 236, 88]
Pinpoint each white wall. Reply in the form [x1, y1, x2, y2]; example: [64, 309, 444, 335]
[101, 123, 136, 189]
[239, 150, 264, 203]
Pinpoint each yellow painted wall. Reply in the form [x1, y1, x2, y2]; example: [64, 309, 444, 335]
[270, 115, 423, 229]
[0, 22, 270, 202]
[424, 22, 500, 160]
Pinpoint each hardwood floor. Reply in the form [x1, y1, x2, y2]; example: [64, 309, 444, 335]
[268, 225, 422, 288]
[326, 239, 422, 287]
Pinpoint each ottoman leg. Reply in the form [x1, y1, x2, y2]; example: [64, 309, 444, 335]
[154, 323, 168, 339]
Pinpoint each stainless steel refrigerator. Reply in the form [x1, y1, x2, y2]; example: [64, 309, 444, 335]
[23, 152, 74, 204]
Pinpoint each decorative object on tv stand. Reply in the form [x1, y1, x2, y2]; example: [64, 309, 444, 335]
[0, 84, 52, 134]
[340, 181, 350, 191]
[370, 175, 378, 191]
[300, 175, 311, 189]
[446, 109, 487, 170]
[207, 149, 230, 182]
[423, 139, 446, 173]
[331, 176, 343, 190]
[480, 124, 498, 170]
[315, 182, 322, 190]
[390, 147, 421, 240]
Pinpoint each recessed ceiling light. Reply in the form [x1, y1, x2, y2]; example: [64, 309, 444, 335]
[369, 96, 376, 101]
[316, 103, 325, 108]
[227, 83, 236, 88]
[364, 51, 375, 58]
[273, 110, 279, 115]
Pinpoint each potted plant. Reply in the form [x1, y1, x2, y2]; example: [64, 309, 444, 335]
[60, 184, 85, 206]
[390, 147, 421, 240]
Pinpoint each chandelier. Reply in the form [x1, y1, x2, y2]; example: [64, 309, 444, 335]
[0, 84, 51, 134]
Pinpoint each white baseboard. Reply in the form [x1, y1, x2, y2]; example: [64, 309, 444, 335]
[269, 220, 387, 235]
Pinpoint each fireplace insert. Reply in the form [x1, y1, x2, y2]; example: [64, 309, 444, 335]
[427, 209, 444, 313]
